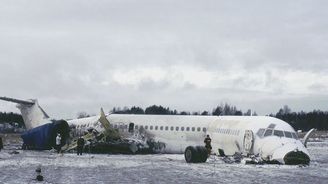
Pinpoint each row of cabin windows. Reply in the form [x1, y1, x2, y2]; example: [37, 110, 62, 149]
[112, 124, 207, 132]
[75, 122, 100, 129]
[217, 128, 240, 136]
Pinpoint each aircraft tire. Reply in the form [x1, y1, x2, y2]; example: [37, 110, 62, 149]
[185, 146, 198, 163]
[195, 146, 208, 163]
[185, 146, 207, 163]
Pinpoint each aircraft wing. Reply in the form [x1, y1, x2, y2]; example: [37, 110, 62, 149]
[98, 108, 120, 140]
[302, 128, 316, 147]
[63, 108, 120, 152]
[62, 132, 95, 152]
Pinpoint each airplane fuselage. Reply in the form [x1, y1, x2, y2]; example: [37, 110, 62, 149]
[99, 114, 310, 164]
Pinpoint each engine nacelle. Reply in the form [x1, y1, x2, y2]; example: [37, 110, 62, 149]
[21, 120, 70, 150]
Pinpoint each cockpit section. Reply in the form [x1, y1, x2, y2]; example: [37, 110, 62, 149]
[256, 123, 298, 139]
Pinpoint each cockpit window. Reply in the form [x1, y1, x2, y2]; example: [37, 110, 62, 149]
[274, 130, 284, 137]
[257, 128, 265, 137]
[268, 124, 276, 129]
[264, 129, 273, 137]
[259, 128, 298, 139]
[284, 131, 293, 138]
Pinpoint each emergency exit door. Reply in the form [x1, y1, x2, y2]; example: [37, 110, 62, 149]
[243, 130, 254, 154]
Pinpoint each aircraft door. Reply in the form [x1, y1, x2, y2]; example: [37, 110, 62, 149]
[128, 123, 134, 133]
[243, 130, 254, 154]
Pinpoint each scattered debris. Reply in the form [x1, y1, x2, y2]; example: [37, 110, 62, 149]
[35, 165, 44, 181]
[9, 150, 19, 154]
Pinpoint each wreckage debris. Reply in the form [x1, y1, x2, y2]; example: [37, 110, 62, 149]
[9, 150, 19, 154]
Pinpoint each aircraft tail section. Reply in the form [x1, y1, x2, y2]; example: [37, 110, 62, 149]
[0, 97, 50, 130]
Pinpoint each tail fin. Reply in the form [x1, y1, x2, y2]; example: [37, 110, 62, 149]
[0, 97, 50, 130]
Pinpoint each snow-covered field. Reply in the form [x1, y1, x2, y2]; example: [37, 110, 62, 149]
[1, 140, 328, 184]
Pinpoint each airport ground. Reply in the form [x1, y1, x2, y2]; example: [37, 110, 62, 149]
[0, 134, 328, 184]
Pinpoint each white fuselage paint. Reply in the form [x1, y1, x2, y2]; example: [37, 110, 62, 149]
[69, 114, 310, 164]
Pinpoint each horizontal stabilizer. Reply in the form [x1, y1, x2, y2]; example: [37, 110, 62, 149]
[0, 96, 34, 106]
[0, 96, 50, 129]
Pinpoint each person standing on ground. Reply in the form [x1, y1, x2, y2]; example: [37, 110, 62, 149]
[204, 134, 212, 156]
[77, 136, 85, 155]
[55, 133, 62, 153]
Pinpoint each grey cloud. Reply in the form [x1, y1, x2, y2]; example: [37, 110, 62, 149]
[1, 0, 328, 118]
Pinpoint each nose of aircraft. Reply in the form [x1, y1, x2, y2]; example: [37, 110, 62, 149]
[283, 150, 310, 165]
[270, 142, 310, 165]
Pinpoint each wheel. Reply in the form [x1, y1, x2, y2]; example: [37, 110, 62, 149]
[195, 146, 208, 162]
[185, 146, 197, 163]
[184, 146, 208, 163]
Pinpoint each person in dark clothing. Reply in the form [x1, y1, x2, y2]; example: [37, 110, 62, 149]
[0, 136, 3, 151]
[204, 134, 212, 156]
[77, 137, 85, 155]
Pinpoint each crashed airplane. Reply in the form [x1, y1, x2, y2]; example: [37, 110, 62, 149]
[0, 97, 314, 165]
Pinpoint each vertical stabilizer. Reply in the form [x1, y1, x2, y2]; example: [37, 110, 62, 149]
[0, 97, 50, 130]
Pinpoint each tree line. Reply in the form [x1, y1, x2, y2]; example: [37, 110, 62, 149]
[111, 103, 251, 116]
[270, 105, 328, 131]
[0, 112, 24, 127]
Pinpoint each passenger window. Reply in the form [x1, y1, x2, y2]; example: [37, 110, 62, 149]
[186, 127, 190, 131]
[274, 130, 284, 137]
[202, 127, 206, 132]
[145, 125, 148, 130]
[165, 126, 168, 130]
[150, 126, 153, 130]
[176, 127, 179, 131]
[192, 127, 195, 131]
[264, 129, 273, 137]
[135, 125, 138, 130]
[160, 126, 163, 130]
[284, 131, 293, 138]
[181, 127, 184, 131]
[170, 126, 174, 131]
[124, 125, 128, 129]
[197, 127, 201, 132]
[140, 125, 143, 129]
[256, 129, 265, 137]
[155, 126, 158, 130]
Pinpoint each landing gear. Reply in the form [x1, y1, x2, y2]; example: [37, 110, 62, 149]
[184, 146, 208, 163]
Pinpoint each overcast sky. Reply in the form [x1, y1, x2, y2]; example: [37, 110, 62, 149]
[1, 0, 327, 119]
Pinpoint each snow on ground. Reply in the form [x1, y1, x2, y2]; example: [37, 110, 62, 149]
[1, 140, 328, 184]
